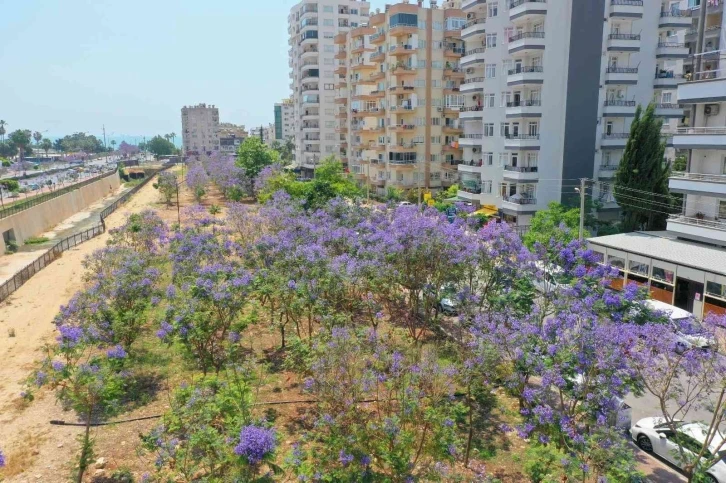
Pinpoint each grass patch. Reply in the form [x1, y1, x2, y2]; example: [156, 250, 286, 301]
[24, 236, 49, 245]
[123, 178, 145, 188]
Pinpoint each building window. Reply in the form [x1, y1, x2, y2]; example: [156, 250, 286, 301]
[324, 83, 335, 90]
[323, 19, 334, 26]
[432, 61, 443, 69]
[325, 133, 336, 140]
[324, 58, 334, 65]
[418, 40, 426, 49]
[431, 136, 441, 144]
[499, 152, 508, 166]
[431, 117, 441, 125]
[389, 13, 418, 28]
[323, 32, 334, 39]
[485, 64, 496, 78]
[325, 121, 335, 128]
[483, 152, 493, 165]
[484, 93, 495, 107]
[432, 79, 441, 87]
[486, 33, 497, 48]
[324, 45, 335, 52]
[500, 91, 511, 107]
[417, 60, 426, 68]
[488, 2, 498, 17]
[415, 79, 426, 87]
[503, 27, 513, 44]
[323, 5, 334, 12]
[482, 180, 492, 194]
[433, 21, 443, 31]
[484, 123, 494, 136]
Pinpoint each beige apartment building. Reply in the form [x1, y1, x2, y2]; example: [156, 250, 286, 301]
[181, 104, 220, 156]
[335, 2, 467, 195]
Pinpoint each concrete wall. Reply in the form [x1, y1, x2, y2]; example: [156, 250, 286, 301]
[0, 170, 121, 253]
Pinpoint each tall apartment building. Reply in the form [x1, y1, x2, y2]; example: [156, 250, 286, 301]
[181, 104, 220, 156]
[288, 0, 371, 175]
[458, 0, 691, 226]
[219, 123, 248, 155]
[274, 99, 296, 141]
[335, 2, 467, 194]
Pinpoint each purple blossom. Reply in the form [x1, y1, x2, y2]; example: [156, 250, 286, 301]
[338, 449, 354, 466]
[0, 449, 5, 467]
[234, 425, 277, 464]
[35, 371, 47, 387]
[106, 345, 127, 359]
[51, 360, 65, 371]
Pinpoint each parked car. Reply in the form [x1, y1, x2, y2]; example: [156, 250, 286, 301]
[398, 201, 413, 207]
[532, 261, 570, 294]
[437, 285, 460, 315]
[640, 300, 715, 351]
[571, 374, 632, 430]
[631, 417, 726, 482]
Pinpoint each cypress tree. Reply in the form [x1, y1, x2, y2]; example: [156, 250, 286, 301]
[614, 103, 670, 232]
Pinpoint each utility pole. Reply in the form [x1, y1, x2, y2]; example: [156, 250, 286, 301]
[578, 178, 587, 241]
[417, 159, 422, 206]
[102, 125, 107, 153]
[366, 162, 370, 204]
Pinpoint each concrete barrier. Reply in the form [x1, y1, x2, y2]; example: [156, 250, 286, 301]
[0, 170, 121, 253]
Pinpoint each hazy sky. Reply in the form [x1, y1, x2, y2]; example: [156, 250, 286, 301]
[1, 0, 382, 141]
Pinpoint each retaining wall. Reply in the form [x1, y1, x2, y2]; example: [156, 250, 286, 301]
[0, 170, 121, 253]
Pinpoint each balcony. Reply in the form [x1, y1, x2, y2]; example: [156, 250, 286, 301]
[656, 42, 689, 59]
[445, 67, 465, 79]
[389, 124, 416, 133]
[461, 47, 487, 66]
[667, 215, 726, 245]
[443, 123, 463, 133]
[659, 10, 692, 28]
[685, 25, 721, 44]
[460, 76, 485, 92]
[371, 31, 386, 44]
[507, 65, 544, 85]
[508, 32, 546, 55]
[670, 172, 726, 197]
[673, 127, 726, 149]
[607, 33, 641, 52]
[601, 132, 629, 148]
[445, 47, 465, 58]
[599, 164, 619, 177]
[502, 195, 538, 211]
[505, 99, 542, 117]
[654, 103, 684, 118]
[654, 71, 686, 88]
[677, 72, 726, 103]
[459, 105, 484, 120]
[462, 0, 487, 10]
[391, 64, 417, 76]
[390, 44, 415, 57]
[458, 160, 484, 173]
[604, 66, 638, 85]
[389, 84, 416, 94]
[462, 19, 486, 39]
[370, 51, 385, 62]
[509, 0, 547, 21]
[610, 0, 644, 19]
[504, 134, 540, 149]
[459, 134, 483, 146]
[389, 23, 418, 37]
[602, 99, 637, 117]
[503, 165, 539, 181]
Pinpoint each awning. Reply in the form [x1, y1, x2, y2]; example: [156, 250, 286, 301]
[470, 205, 498, 217]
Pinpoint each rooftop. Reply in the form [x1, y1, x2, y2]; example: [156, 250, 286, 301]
[588, 231, 726, 276]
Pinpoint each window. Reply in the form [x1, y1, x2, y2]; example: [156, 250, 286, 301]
[503, 27, 514, 44]
[418, 40, 426, 49]
[415, 79, 426, 87]
[324, 70, 333, 77]
[431, 154, 441, 162]
[417, 60, 426, 68]
[488, 2, 498, 17]
[323, 5, 334, 12]
[324, 45, 335, 52]
[528, 121, 539, 136]
[323, 19, 334, 26]
[446, 17, 466, 31]
[390, 13, 418, 28]
[485, 64, 496, 78]
[486, 33, 497, 48]
[499, 152, 509, 166]
[431, 136, 441, 144]
[482, 180, 492, 194]
[484, 93, 495, 107]
[720, 200, 726, 219]
[483, 152, 493, 165]
[433, 21, 443, 31]
[413, 135, 425, 144]
[432, 61, 443, 69]
[432, 80, 441, 87]
[500, 91, 511, 107]
[662, 92, 673, 103]
[324, 58, 334, 65]
[484, 123, 494, 136]
[418, 20, 426, 29]
[325, 121, 336, 128]
[417, 98, 426, 107]
[323, 32, 335, 39]
[500, 122, 509, 137]
[431, 117, 441, 125]
[415, 117, 426, 126]
[325, 133, 336, 141]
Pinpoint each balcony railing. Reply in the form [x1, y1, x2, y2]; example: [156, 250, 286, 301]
[508, 66, 544, 75]
[506, 99, 542, 107]
[461, 105, 484, 112]
[462, 134, 484, 139]
[671, 171, 726, 183]
[446, 47, 466, 55]
[464, 18, 486, 28]
[505, 134, 541, 140]
[609, 33, 641, 40]
[510, 0, 547, 7]
[606, 67, 639, 73]
[611, 0, 643, 5]
[504, 165, 539, 172]
[600, 164, 619, 171]
[389, 85, 415, 90]
[503, 196, 537, 204]
[444, 159, 463, 166]
[668, 215, 726, 232]
[686, 67, 726, 82]
[509, 32, 545, 42]
[602, 132, 630, 139]
[655, 103, 681, 109]
[461, 185, 483, 194]
[391, 124, 415, 130]
[660, 9, 689, 17]
[390, 44, 414, 52]
[465, 47, 487, 56]
[676, 127, 726, 135]
[604, 100, 636, 106]
[658, 42, 686, 48]
[655, 71, 684, 80]
[463, 77, 485, 84]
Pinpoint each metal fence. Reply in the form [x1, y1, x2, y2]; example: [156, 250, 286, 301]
[0, 163, 174, 303]
[0, 169, 118, 220]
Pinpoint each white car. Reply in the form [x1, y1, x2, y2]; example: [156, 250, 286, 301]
[631, 417, 726, 482]
[640, 300, 716, 351]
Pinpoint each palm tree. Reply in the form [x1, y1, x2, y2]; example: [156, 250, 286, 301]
[0, 120, 7, 143]
[169, 132, 177, 146]
[33, 131, 42, 145]
[110, 140, 117, 151]
[40, 138, 53, 159]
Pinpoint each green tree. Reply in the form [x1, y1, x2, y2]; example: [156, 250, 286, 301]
[673, 154, 687, 172]
[0, 142, 17, 159]
[146, 135, 176, 157]
[110, 140, 116, 151]
[0, 179, 20, 192]
[271, 137, 295, 164]
[1, 159, 10, 167]
[33, 131, 43, 145]
[523, 202, 585, 249]
[40, 138, 53, 159]
[236, 136, 279, 190]
[8, 129, 32, 161]
[614, 104, 670, 232]
[0, 120, 7, 143]
[53, 138, 64, 152]
[58, 132, 105, 153]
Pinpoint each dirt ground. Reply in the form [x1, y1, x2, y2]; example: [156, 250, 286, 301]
[0, 171, 194, 482]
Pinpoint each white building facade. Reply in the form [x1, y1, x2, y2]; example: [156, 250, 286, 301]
[459, 0, 691, 226]
[181, 104, 220, 156]
[288, 0, 371, 169]
[274, 100, 296, 141]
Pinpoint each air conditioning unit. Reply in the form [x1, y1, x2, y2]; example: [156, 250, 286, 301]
[437, 107, 443, 112]
[473, 147, 479, 153]
[467, 12, 475, 19]
[705, 104, 720, 116]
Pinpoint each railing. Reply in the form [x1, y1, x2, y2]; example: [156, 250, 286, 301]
[671, 171, 726, 183]
[611, 0, 643, 5]
[390, 44, 414, 52]
[443, 160, 463, 167]
[676, 127, 726, 135]
[687, 67, 726, 82]
[655, 103, 681, 109]
[655, 71, 684, 80]
[600, 164, 619, 171]
[371, 31, 385, 42]
[391, 124, 416, 130]
[462, 77, 485, 84]
[506, 99, 542, 107]
[389, 159, 417, 165]
[461, 185, 483, 194]
[604, 100, 637, 106]
[658, 42, 687, 48]
[446, 47, 466, 55]
[510, 0, 547, 7]
[609, 33, 641, 40]
[504, 165, 539, 172]
[508, 66, 544, 75]
[464, 47, 487, 56]
[668, 214, 726, 232]
[389, 85, 415, 90]
[509, 31, 545, 42]
[464, 18, 486, 28]
[606, 67, 639, 73]
[0, 168, 117, 221]
[660, 9, 689, 17]
[503, 196, 538, 205]
[0, 163, 173, 303]
[505, 134, 541, 140]
[461, 105, 484, 112]
[602, 132, 630, 139]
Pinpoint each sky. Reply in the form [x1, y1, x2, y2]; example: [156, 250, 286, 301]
[0, 0, 382, 144]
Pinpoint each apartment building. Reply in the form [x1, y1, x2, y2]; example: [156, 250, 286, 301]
[181, 104, 220, 156]
[588, 1, 726, 320]
[458, 0, 692, 226]
[218, 124, 247, 155]
[274, 99, 295, 140]
[335, 2, 467, 194]
[288, 0, 371, 175]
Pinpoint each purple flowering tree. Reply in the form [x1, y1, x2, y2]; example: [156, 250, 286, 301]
[107, 210, 169, 256]
[185, 162, 209, 202]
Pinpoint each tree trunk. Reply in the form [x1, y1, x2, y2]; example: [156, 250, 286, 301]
[464, 383, 475, 468]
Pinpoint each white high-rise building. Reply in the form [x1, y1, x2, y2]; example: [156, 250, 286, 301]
[288, 0, 371, 175]
[181, 104, 220, 156]
[459, 0, 691, 226]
